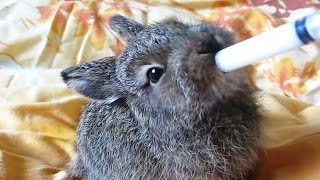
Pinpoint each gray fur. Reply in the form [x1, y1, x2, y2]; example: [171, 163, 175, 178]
[61, 15, 262, 180]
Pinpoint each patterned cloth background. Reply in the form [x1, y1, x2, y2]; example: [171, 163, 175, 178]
[0, 0, 320, 179]
[1, 0, 320, 104]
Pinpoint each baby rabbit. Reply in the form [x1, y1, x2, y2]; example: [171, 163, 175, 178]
[61, 15, 262, 180]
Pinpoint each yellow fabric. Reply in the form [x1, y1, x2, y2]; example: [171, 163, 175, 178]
[0, 86, 86, 179]
[0, 0, 320, 179]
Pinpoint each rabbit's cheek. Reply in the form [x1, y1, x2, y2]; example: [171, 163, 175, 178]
[64, 79, 87, 91]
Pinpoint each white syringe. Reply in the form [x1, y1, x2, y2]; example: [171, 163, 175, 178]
[215, 11, 320, 72]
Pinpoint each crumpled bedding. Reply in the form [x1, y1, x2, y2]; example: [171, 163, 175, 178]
[0, 0, 319, 179]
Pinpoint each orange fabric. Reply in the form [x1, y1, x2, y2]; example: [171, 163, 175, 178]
[257, 133, 320, 180]
[0, 0, 320, 179]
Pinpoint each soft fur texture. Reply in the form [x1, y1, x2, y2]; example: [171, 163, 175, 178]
[61, 15, 262, 180]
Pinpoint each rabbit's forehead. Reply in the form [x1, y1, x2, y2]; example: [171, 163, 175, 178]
[137, 30, 184, 45]
[123, 28, 185, 63]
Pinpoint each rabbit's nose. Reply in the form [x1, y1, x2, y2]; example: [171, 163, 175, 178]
[191, 34, 221, 55]
[195, 40, 215, 54]
[61, 66, 78, 81]
[61, 70, 71, 81]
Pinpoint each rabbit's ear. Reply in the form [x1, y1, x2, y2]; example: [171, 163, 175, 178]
[109, 15, 144, 42]
[61, 57, 123, 102]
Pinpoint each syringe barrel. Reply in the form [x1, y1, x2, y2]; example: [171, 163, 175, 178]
[215, 11, 320, 72]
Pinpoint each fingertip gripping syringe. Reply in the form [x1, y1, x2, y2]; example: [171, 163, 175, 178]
[215, 11, 320, 72]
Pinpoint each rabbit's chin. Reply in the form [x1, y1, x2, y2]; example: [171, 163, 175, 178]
[177, 75, 249, 108]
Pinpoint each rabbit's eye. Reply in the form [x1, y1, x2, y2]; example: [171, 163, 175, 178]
[147, 67, 165, 84]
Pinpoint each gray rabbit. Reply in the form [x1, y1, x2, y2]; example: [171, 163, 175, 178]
[61, 15, 262, 180]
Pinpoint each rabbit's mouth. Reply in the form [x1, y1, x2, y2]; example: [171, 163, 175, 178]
[169, 57, 249, 107]
[170, 48, 250, 106]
